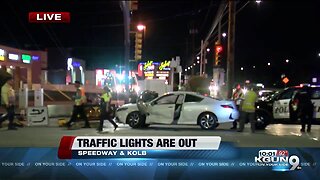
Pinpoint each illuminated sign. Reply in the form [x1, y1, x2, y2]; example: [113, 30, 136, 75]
[22, 54, 31, 64]
[0, 49, 4, 56]
[143, 61, 153, 70]
[67, 58, 73, 70]
[144, 72, 154, 77]
[159, 60, 171, 71]
[32, 55, 40, 61]
[0, 49, 4, 61]
[72, 61, 81, 67]
[96, 69, 103, 75]
[8, 53, 19, 60]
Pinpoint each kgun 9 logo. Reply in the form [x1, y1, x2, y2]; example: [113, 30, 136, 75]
[255, 150, 301, 171]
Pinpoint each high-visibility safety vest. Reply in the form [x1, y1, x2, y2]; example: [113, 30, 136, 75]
[240, 90, 257, 113]
[75, 87, 86, 106]
[101, 92, 112, 103]
[1, 83, 15, 106]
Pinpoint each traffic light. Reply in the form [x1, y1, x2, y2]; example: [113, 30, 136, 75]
[135, 31, 143, 60]
[215, 43, 223, 66]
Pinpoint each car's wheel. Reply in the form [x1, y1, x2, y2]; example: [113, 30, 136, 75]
[198, 112, 218, 130]
[126, 111, 145, 128]
[255, 111, 271, 130]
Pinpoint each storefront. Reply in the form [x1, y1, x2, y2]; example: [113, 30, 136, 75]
[94, 69, 138, 92]
[0, 44, 47, 89]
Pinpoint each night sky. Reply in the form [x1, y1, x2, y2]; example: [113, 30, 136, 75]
[0, 0, 319, 87]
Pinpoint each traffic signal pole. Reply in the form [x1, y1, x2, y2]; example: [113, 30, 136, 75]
[227, 0, 236, 98]
[121, 1, 130, 92]
[200, 40, 203, 75]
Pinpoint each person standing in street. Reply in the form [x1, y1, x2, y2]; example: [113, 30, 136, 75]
[294, 87, 314, 132]
[66, 81, 90, 129]
[98, 86, 118, 132]
[238, 85, 258, 133]
[231, 84, 244, 129]
[0, 77, 17, 130]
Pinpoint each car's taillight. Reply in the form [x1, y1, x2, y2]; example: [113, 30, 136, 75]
[221, 105, 234, 109]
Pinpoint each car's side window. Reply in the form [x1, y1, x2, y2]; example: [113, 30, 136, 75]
[154, 94, 178, 105]
[176, 94, 184, 104]
[278, 89, 295, 100]
[184, 94, 204, 103]
[311, 89, 320, 99]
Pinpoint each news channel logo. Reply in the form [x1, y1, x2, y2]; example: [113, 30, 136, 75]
[254, 150, 301, 171]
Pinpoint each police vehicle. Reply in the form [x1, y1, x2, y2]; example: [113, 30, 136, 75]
[255, 84, 320, 129]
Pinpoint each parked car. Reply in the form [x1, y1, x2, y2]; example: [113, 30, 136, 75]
[258, 89, 278, 101]
[116, 91, 239, 130]
[255, 84, 320, 129]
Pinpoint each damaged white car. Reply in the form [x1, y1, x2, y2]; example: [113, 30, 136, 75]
[116, 91, 239, 130]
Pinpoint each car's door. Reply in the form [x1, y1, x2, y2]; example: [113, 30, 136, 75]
[310, 87, 320, 119]
[179, 94, 204, 124]
[273, 88, 296, 119]
[146, 94, 179, 124]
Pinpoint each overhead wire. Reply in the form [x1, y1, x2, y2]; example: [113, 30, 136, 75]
[186, 1, 251, 69]
[5, 0, 40, 50]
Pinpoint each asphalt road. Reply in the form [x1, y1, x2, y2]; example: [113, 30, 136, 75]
[0, 119, 319, 148]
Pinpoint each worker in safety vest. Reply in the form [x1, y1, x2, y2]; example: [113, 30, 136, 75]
[230, 84, 244, 129]
[98, 86, 118, 132]
[0, 77, 17, 130]
[237, 86, 258, 133]
[66, 81, 90, 129]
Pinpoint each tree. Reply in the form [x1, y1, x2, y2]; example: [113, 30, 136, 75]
[186, 76, 210, 95]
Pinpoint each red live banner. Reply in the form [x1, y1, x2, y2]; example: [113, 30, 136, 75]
[29, 12, 70, 23]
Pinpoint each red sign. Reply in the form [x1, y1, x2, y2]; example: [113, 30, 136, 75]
[29, 12, 70, 23]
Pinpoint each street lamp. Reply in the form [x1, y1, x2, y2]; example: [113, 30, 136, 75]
[285, 59, 289, 63]
[253, 65, 256, 69]
[188, 67, 190, 70]
[222, 32, 227, 38]
[267, 62, 271, 66]
[193, 63, 196, 66]
[206, 48, 210, 52]
[185, 69, 187, 72]
[196, 56, 200, 60]
[256, 0, 261, 4]
[197, 60, 200, 64]
[318, 53, 320, 57]
[241, 67, 244, 71]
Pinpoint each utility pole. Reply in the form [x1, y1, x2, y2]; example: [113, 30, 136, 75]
[200, 40, 203, 76]
[203, 43, 207, 77]
[227, 0, 236, 98]
[189, 21, 197, 76]
[120, 1, 130, 92]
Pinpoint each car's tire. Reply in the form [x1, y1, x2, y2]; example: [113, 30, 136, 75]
[255, 111, 271, 130]
[198, 112, 218, 130]
[142, 124, 150, 128]
[126, 111, 145, 128]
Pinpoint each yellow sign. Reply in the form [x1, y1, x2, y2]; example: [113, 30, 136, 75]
[144, 61, 153, 70]
[282, 77, 289, 84]
[0, 56, 4, 61]
[159, 60, 170, 70]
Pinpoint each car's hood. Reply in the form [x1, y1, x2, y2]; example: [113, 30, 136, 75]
[120, 103, 138, 108]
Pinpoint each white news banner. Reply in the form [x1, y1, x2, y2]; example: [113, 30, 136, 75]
[27, 106, 49, 126]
